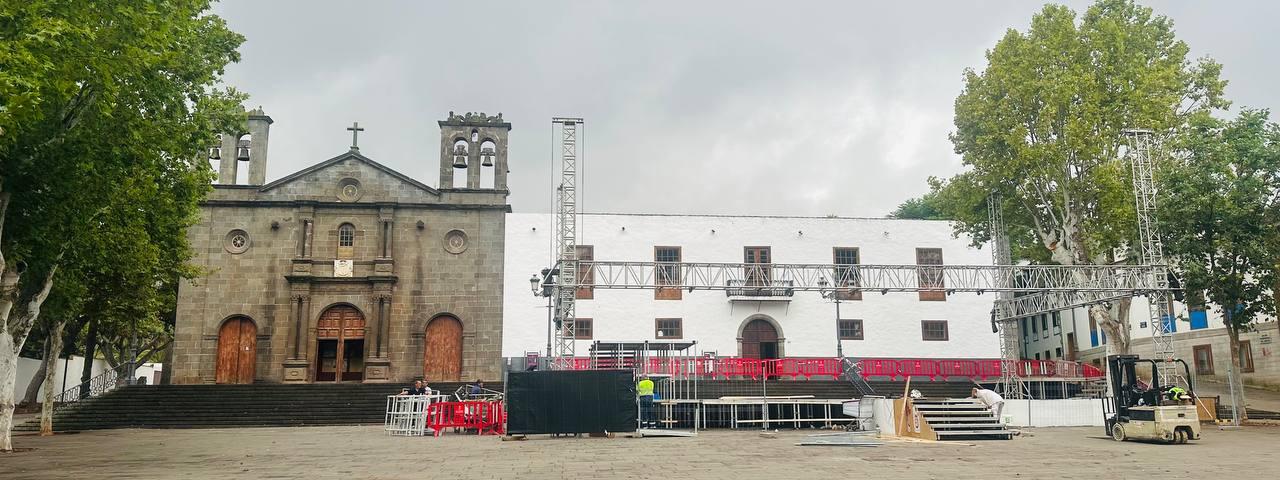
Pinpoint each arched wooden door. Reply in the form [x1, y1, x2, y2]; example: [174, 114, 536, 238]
[316, 305, 366, 382]
[424, 315, 463, 381]
[216, 317, 257, 384]
[741, 319, 779, 360]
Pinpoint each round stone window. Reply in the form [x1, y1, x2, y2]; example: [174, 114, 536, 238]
[225, 229, 251, 254]
[337, 177, 362, 202]
[443, 229, 468, 254]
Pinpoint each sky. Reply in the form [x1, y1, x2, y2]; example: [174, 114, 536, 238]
[212, 1, 1280, 217]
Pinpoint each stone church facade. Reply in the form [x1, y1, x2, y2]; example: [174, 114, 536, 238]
[172, 109, 511, 384]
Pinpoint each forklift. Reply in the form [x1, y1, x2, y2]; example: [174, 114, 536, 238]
[1103, 354, 1201, 444]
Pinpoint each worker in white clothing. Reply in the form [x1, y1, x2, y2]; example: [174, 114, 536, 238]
[971, 386, 1005, 421]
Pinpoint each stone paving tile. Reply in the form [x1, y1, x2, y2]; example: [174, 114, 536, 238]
[1, 425, 1278, 479]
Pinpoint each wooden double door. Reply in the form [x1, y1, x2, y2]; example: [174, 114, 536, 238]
[424, 315, 463, 381]
[742, 319, 779, 360]
[216, 317, 257, 384]
[316, 305, 366, 382]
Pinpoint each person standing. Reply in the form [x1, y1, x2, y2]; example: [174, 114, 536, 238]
[637, 375, 655, 428]
[971, 386, 1005, 421]
[401, 380, 429, 396]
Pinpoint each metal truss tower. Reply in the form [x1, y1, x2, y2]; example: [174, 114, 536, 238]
[551, 117, 583, 368]
[988, 193, 1022, 398]
[1125, 128, 1175, 383]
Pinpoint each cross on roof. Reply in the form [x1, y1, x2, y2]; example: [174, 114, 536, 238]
[347, 121, 364, 151]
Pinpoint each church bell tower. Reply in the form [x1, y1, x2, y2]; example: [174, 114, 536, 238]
[437, 112, 511, 190]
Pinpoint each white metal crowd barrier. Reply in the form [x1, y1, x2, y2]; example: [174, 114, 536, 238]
[384, 394, 450, 436]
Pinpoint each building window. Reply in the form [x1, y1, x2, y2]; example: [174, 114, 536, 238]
[1054, 347, 1063, 359]
[1188, 291, 1209, 330]
[1041, 315, 1049, 339]
[744, 246, 771, 286]
[1238, 340, 1255, 373]
[574, 318, 593, 340]
[655, 246, 682, 300]
[838, 319, 864, 340]
[656, 318, 683, 339]
[337, 223, 356, 259]
[833, 247, 862, 300]
[1192, 345, 1214, 375]
[921, 320, 949, 341]
[576, 245, 593, 299]
[338, 223, 355, 246]
[916, 248, 945, 301]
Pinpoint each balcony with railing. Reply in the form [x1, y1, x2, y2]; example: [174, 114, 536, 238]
[725, 279, 795, 300]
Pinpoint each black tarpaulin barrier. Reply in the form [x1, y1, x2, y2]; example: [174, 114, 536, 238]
[505, 369, 637, 434]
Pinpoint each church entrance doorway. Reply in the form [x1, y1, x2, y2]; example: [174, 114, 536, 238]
[315, 305, 366, 382]
[741, 319, 779, 359]
[424, 315, 463, 381]
[742, 318, 780, 378]
[216, 316, 257, 384]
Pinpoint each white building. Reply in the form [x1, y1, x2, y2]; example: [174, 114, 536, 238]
[503, 213, 1000, 360]
[1019, 294, 1280, 386]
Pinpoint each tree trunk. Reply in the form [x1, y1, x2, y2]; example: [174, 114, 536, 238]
[1225, 325, 1249, 422]
[160, 341, 173, 385]
[1092, 304, 1131, 355]
[20, 348, 50, 405]
[79, 317, 98, 399]
[1, 329, 19, 452]
[39, 319, 66, 435]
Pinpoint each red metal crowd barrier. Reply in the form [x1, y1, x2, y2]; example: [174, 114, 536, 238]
[855, 358, 1102, 381]
[425, 400, 505, 437]
[553, 356, 1104, 381]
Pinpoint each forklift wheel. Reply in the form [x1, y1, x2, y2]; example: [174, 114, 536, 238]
[1174, 430, 1187, 444]
[1110, 424, 1127, 442]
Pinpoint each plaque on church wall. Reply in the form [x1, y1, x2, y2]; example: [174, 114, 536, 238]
[334, 259, 354, 277]
[443, 229, 468, 254]
[336, 177, 362, 202]
[224, 229, 251, 254]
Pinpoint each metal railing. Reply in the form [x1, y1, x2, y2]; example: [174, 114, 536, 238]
[52, 363, 132, 412]
[514, 355, 1106, 383]
[725, 279, 795, 298]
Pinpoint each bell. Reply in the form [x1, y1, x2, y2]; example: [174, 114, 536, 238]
[236, 146, 250, 161]
[451, 144, 468, 168]
[208, 147, 221, 160]
[480, 146, 495, 167]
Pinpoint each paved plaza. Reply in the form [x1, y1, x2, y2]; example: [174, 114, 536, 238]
[2, 425, 1278, 479]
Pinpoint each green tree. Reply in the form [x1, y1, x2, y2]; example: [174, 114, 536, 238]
[1158, 109, 1280, 421]
[931, 0, 1227, 354]
[887, 193, 948, 220]
[0, 0, 244, 450]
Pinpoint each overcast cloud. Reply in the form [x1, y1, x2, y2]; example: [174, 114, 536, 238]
[213, 1, 1280, 217]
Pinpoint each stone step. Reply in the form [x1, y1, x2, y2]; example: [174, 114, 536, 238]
[935, 430, 1013, 439]
[925, 423, 1005, 429]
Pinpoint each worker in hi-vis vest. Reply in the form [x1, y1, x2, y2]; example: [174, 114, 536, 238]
[637, 375, 655, 428]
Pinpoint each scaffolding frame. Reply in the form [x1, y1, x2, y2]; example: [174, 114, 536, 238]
[551, 118, 582, 369]
[1125, 128, 1175, 384]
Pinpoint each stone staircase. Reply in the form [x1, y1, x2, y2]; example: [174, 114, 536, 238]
[913, 399, 1013, 440]
[17, 382, 488, 432]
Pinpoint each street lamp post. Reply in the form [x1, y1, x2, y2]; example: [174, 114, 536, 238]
[818, 278, 844, 359]
[530, 269, 556, 358]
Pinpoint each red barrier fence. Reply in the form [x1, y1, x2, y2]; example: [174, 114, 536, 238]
[425, 400, 506, 437]
[561, 356, 1104, 381]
